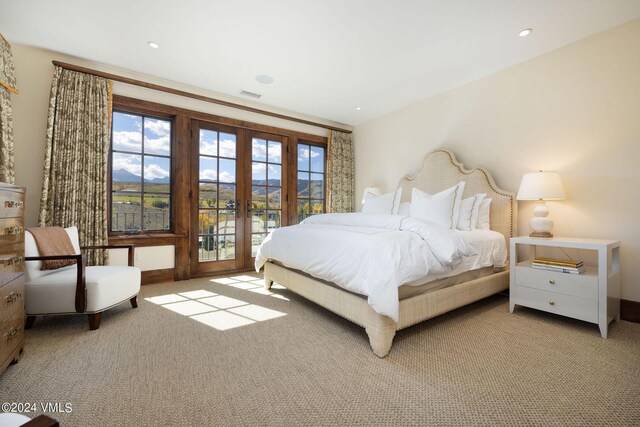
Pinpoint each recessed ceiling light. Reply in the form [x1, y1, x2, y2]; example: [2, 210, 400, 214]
[519, 28, 533, 37]
[255, 75, 274, 84]
[355, 107, 362, 111]
[148, 41, 159, 49]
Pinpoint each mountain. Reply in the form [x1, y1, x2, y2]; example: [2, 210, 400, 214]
[145, 176, 170, 184]
[113, 168, 170, 184]
[251, 179, 281, 186]
[113, 169, 140, 182]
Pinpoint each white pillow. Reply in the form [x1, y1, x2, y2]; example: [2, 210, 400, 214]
[476, 197, 492, 230]
[397, 202, 410, 216]
[451, 181, 466, 227]
[410, 182, 464, 228]
[456, 193, 486, 231]
[362, 188, 402, 215]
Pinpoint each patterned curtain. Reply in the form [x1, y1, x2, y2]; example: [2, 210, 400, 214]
[327, 130, 355, 213]
[39, 66, 112, 265]
[0, 34, 17, 184]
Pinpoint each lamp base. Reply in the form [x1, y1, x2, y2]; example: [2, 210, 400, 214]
[529, 201, 555, 239]
[529, 231, 553, 238]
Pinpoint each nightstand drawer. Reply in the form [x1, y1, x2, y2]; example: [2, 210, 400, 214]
[515, 265, 597, 300]
[514, 285, 598, 323]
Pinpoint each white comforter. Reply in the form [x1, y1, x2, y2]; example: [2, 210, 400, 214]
[254, 213, 477, 322]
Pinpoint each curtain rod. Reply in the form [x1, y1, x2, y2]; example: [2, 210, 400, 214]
[52, 60, 352, 134]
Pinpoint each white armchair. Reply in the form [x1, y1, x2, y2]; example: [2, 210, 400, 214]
[24, 226, 141, 330]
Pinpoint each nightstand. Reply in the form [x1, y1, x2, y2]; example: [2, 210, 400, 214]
[509, 236, 621, 338]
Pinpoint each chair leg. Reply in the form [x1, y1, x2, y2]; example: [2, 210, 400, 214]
[25, 316, 37, 329]
[88, 313, 102, 330]
[130, 295, 138, 308]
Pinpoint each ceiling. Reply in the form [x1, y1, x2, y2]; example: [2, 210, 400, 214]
[2, 0, 640, 126]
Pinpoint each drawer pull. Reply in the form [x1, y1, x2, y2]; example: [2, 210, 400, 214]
[4, 291, 21, 303]
[0, 256, 23, 266]
[3, 201, 24, 209]
[4, 226, 23, 235]
[4, 327, 21, 340]
[549, 279, 556, 285]
[549, 300, 555, 306]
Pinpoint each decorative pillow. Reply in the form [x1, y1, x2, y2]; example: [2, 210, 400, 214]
[397, 202, 410, 216]
[456, 193, 486, 231]
[476, 197, 492, 230]
[362, 188, 402, 215]
[410, 182, 465, 228]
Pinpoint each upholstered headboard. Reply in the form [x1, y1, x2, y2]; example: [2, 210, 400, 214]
[398, 148, 517, 248]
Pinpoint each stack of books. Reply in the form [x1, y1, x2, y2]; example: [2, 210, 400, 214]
[532, 256, 585, 274]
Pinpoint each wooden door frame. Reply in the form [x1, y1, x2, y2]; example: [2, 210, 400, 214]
[108, 95, 327, 282]
[190, 120, 247, 275]
[243, 131, 289, 268]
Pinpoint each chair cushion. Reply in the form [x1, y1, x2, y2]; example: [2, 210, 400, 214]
[25, 226, 81, 281]
[25, 265, 141, 315]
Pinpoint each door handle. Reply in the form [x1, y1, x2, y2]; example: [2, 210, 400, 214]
[247, 200, 252, 215]
[236, 199, 241, 218]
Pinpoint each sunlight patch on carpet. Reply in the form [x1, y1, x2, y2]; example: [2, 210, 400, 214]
[191, 310, 256, 330]
[146, 294, 188, 305]
[145, 275, 287, 331]
[162, 300, 218, 316]
[209, 275, 289, 301]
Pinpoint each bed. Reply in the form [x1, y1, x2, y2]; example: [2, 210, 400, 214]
[258, 148, 516, 357]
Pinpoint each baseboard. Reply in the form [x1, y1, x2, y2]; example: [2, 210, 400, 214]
[141, 268, 174, 285]
[621, 299, 640, 323]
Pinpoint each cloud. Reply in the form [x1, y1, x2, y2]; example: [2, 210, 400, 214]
[113, 131, 141, 152]
[144, 136, 170, 155]
[200, 169, 235, 183]
[113, 154, 141, 176]
[298, 147, 320, 160]
[219, 171, 235, 182]
[113, 120, 170, 155]
[252, 163, 266, 173]
[269, 145, 282, 163]
[144, 119, 170, 137]
[145, 163, 170, 180]
[253, 140, 267, 159]
[200, 140, 217, 156]
[220, 138, 236, 158]
[200, 169, 217, 181]
[268, 164, 281, 180]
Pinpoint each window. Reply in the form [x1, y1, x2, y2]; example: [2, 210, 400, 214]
[197, 127, 237, 261]
[297, 143, 326, 221]
[110, 111, 172, 232]
[250, 135, 283, 256]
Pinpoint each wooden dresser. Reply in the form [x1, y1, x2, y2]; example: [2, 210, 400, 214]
[0, 183, 25, 375]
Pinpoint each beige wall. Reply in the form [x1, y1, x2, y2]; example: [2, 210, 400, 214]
[10, 44, 345, 271]
[354, 19, 640, 301]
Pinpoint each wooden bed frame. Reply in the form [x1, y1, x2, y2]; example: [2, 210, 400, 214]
[264, 148, 517, 357]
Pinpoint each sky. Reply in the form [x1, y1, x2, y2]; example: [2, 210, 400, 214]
[112, 112, 171, 182]
[113, 113, 324, 185]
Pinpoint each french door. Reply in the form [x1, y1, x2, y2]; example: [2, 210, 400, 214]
[190, 121, 288, 275]
[247, 132, 287, 258]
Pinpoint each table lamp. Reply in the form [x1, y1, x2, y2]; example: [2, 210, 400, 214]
[517, 171, 566, 238]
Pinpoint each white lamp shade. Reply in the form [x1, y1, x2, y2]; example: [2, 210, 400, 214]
[516, 171, 566, 201]
[362, 187, 382, 204]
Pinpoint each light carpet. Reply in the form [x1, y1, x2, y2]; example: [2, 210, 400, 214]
[1, 273, 639, 427]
